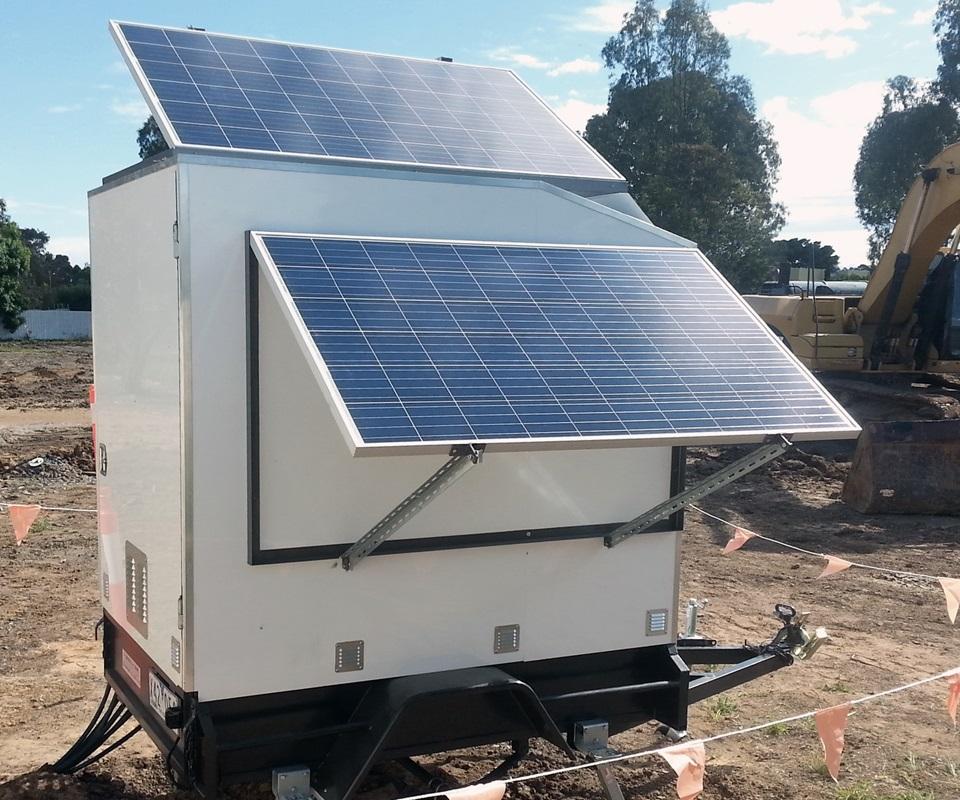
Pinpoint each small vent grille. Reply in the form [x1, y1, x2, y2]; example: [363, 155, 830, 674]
[102, 572, 110, 602]
[170, 637, 182, 673]
[646, 608, 669, 636]
[335, 640, 364, 672]
[125, 541, 148, 637]
[494, 624, 520, 654]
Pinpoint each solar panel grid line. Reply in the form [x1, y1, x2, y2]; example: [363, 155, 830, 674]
[375, 236, 588, 439]
[252, 233, 858, 449]
[353, 238, 532, 441]
[320, 241, 434, 439]
[251, 235, 371, 450]
[376, 238, 665, 440]
[112, 21, 621, 180]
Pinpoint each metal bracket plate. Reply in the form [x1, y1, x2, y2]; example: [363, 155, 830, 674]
[335, 640, 364, 673]
[272, 766, 314, 800]
[605, 436, 792, 548]
[493, 624, 520, 654]
[572, 720, 625, 800]
[341, 444, 485, 570]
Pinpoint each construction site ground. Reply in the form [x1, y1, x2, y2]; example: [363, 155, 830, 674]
[0, 341, 957, 800]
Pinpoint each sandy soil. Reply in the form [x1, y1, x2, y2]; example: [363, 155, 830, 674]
[0, 342, 957, 800]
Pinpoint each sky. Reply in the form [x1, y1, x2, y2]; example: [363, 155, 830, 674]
[0, 1, 942, 268]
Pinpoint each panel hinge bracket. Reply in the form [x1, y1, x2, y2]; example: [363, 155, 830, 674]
[341, 443, 486, 571]
[172, 221, 180, 259]
[177, 595, 184, 630]
[604, 435, 792, 548]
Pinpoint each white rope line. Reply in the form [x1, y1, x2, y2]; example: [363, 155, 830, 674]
[397, 667, 960, 800]
[690, 505, 946, 581]
[0, 501, 97, 514]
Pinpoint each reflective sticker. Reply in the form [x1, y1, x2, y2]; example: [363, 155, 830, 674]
[121, 648, 142, 689]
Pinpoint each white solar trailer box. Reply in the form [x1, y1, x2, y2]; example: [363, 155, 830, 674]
[75, 21, 860, 799]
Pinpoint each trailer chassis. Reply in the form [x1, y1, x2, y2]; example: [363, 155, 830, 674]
[60, 603, 821, 800]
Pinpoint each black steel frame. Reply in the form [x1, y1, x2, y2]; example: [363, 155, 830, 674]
[100, 613, 791, 800]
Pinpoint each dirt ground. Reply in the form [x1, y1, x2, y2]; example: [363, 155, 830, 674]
[0, 341, 957, 800]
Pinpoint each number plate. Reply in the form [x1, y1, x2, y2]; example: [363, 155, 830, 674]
[148, 671, 178, 719]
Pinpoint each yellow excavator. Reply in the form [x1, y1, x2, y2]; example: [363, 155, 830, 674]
[744, 141, 960, 515]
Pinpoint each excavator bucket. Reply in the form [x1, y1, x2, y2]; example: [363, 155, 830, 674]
[842, 420, 960, 514]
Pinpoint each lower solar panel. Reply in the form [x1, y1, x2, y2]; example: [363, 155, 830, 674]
[251, 233, 860, 451]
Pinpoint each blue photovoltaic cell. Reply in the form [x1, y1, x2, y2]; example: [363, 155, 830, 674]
[113, 22, 620, 181]
[256, 235, 857, 446]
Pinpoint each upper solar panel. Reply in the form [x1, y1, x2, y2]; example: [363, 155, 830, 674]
[252, 234, 860, 452]
[111, 22, 621, 181]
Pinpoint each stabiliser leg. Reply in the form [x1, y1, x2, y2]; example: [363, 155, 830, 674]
[571, 720, 625, 800]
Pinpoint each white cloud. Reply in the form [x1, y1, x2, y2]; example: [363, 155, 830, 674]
[566, 1, 633, 32]
[713, 0, 894, 59]
[489, 50, 602, 78]
[110, 97, 149, 122]
[762, 81, 888, 264]
[47, 236, 90, 266]
[548, 57, 602, 77]
[909, 6, 935, 26]
[48, 103, 82, 114]
[551, 98, 606, 133]
[488, 48, 551, 70]
[6, 199, 84, 218]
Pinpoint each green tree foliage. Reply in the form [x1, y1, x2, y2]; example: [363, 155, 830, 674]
[18, 227, 90, 310]
[138, 115, 170, 160]
[935, 0, 960, 103]
[770, 238, 840, 279]
[853, 76, 960, 262]
[0, 200, 31, 331]
[585, 0, 784, 290]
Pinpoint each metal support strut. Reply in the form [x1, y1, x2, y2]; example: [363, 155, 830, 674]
[604, 436, 792, 548]
[341, 444, 486, 570]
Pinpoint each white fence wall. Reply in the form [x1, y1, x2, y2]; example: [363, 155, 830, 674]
[0, 309, 91, 340]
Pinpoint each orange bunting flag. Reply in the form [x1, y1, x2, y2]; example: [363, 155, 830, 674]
[939, 578, 960, 624]
[818, 556, 853, 579]
[8, 504, 41, 545]
[722, 527, 756, 554]
[947, 670, 960, 726]
[815, 703, 851, 783]
[444, 781, 506, 800]
[660, 741, 706, 800]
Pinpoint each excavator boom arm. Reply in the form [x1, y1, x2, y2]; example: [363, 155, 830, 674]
[859, 141, 960, 326]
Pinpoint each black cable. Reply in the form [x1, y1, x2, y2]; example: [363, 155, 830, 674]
[58, 708, 123, 770]
[56, 711, 135, 774]
[55, 697, 128, 773]
[69, 725, 142, 773]
[52, 687, 114, 772]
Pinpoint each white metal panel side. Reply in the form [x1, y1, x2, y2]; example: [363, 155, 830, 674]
[89, 164, 184, 687]
[257, 273, 672, 548]
[181, 160, 682, 699]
